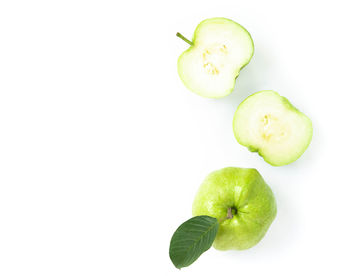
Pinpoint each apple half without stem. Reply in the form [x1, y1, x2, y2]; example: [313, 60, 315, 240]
[233, 90, 313, 166]
[177, 18, 254, 98]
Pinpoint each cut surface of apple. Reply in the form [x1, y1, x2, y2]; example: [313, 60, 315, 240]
[233, 90, 313, 166]
[177, 18, 254, 98]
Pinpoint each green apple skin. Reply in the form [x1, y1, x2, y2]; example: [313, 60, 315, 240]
[192, 167, 277, 250]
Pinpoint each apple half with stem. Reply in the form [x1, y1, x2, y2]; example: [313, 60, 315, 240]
[192, 167, 277, 250]
[233, 90, 313, 166]
[177, 18, 254, 98]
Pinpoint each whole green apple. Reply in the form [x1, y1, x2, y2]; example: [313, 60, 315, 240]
[192, 167, 277, 250]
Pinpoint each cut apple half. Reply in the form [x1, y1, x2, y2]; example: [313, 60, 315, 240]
[233, 90, 313, 166]
[177, 18, 254, 98]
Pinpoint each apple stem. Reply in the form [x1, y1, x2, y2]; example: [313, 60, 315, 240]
[218, 207, 235, 223]
[176, 32, 193, 46]
[226, 207, 233, 219]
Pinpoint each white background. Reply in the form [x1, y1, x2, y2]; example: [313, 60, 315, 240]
[0, 0, 349, 275]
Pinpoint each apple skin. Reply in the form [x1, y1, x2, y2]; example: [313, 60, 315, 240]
[192, 167, 277, 250]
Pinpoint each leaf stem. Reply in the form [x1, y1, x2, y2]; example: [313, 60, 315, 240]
[176, 32, 193, 46]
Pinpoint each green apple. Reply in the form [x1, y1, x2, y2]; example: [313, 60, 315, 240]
[233, 90, 313, 166]
[177, 17, 254, 98]
[192, 167, 277, 250]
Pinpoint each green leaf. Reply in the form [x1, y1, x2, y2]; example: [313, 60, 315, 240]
[169, 216, 219, 269]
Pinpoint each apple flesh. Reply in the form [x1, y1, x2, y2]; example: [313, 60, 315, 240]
[192, 167, 277, 250]
[177, 18, 254, 98]
[233, 90, 313, 166]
